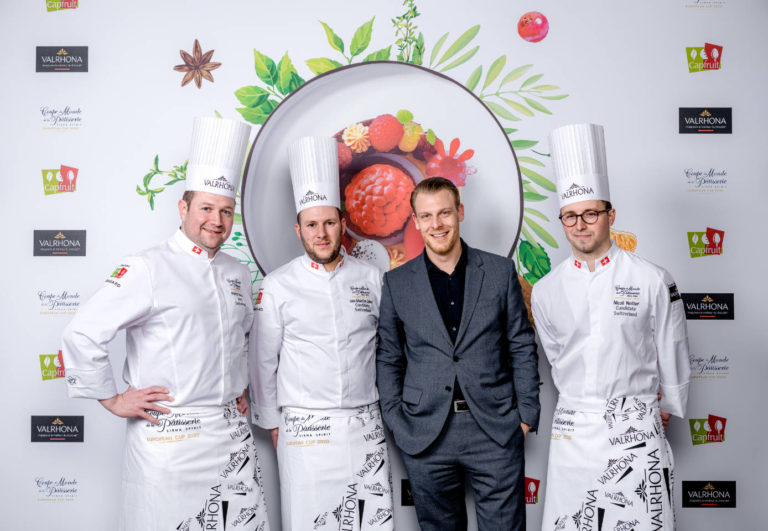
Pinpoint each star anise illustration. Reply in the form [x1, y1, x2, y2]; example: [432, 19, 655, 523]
[173, 39, 221, 88]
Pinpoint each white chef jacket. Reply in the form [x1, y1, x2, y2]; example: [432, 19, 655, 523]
[250, 250, 382, 429]
[62, 230, 253, 406]
[531, 243, 690, 417]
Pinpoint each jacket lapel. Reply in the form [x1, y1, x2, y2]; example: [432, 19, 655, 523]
[454, 246, 484, 349]
[410, 255, 454, 352]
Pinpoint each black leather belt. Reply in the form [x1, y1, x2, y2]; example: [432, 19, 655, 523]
[453, 399, 469, 413]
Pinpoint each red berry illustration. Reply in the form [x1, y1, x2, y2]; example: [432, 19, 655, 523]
[403, 218, 424, 260]
[337, 142, 352, 170]
[368, 114, 404, 152]
[425, 138, 474, 186]
[518, 11, 549, 43]
[344, 164, 415, 237]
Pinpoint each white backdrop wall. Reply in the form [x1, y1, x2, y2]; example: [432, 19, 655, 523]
[2, 1, 766, 529]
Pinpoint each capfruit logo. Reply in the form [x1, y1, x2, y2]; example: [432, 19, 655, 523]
[46, 1, 78, 12]
[525, 477, 540, 504]
[42, 166, 78, 195]
[689, 414, 727, 445]
[687, 227, 724, 257]
[686, 43, 723, 73]
[40, 350, 65, 381]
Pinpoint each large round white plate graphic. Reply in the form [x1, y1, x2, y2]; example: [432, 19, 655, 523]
[241, 61, 522, 275]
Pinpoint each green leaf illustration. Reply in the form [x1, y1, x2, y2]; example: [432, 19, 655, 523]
[153, 155, 159, 172]
[523, 191, 547, 202]
[540, 94, 569, 100]
[501, 97, 534, 117]
[517, 156, 544, 167]
[143, 171, 155, 189]
[524, 97, 551, 115]
[136, 185, 147, 196]
[504, 127, 518, 134]
[519, 240, 551, 282]
[319, 21, 345, 54]
[520, 73, 544, 89]
[276, 52, 299, 95]
[439, 45, 479, 72]
[483, 55, 506, 89]
[362, 46, 392, 62]
[214, 110, 222, 118]
[437, 24, 480, 66]
[522, 182, 539, 194]
[465, 65, 482, 92]
[521, 166, 556, 191]
[237, 107, 272, 125]
[500, 64, 533, 86]
[396, 109, 414, 124]
[531, 84, 559, 91]
[521, 225, 535, 242]
[253, 50, 278, 86]
[512, 139, 538, 150]
[426, 128, 436, 144]
[429, 32, 449, 67]
[524, 215, 559, 247]
[306, 57, 343, 75]
[350, 17, 375, 57]
[485, 101, 520, 121]
[148, 195, 155, 210]
[234, 212, 242, 225]
[234, 86, 270, 107]
[524, 207, 550, 221]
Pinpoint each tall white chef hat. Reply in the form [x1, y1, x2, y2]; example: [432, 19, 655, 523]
[288, 136, 340, 213]
[549, 123, 610, 208]
[186, 116, 251, 199]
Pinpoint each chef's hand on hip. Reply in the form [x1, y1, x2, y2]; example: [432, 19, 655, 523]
[269, 428, 278, 450]
[520, 422, 531, 438]
[660, 410, 671, 430]
[236, 389, 250, 417]
[98, 386, 173, 425]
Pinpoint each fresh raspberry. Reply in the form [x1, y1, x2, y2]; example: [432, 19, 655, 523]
[368, 114, 404, 152]
[344, 164, 414, 237]
[412, 134, 437, 160]
[337, 142, 352, 170]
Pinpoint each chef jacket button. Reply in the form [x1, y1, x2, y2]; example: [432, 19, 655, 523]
[445, 386, 452, 392]
[451, 326, 457, 331]
[453, 356, 459, 362]
[450, 301, 455, 306]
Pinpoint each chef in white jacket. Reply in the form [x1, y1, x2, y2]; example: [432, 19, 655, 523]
[62, 117, 270, 531]
[250, 137, 394, 531]
[531, 124, 690, 531]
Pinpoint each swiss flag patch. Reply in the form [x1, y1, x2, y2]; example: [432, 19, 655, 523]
[311, 262, 319, 270]
[192, 246, 202, 255]
[600, 256, 610, 266]
[574, 259, 582, 269]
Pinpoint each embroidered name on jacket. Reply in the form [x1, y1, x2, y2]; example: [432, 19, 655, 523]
[614, 284, 641, 317]
[349, 284, 373, 313]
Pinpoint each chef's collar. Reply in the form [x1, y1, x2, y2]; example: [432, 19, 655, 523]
[174, 229, 216, 261]
[570, 241, 618, 273]
[301, 246, 347, 277]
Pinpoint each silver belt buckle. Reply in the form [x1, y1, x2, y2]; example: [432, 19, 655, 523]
[453, 399, 469, 413]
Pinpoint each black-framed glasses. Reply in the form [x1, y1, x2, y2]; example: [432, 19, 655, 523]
[558, 209, 610, 227]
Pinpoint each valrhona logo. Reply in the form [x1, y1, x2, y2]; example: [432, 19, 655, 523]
[33, 230, 86, 256]
[40, 350, 65, 380]
[681, 293, 734, 320]
[203, 176, 235, 193]
[36, 476, 78, 501]
[36, 46, 88, 72]
[682, 481, 736, 508]
[300, 189, 328, 206]
[689, 414, 727, 445]
[561, 182, 594, 201]
[687, 227, 724, 257]
[686, 43, 723, 72]
[679, 107, 732, 134]
[525, 477, 540, 504]
[42, 166, 78, 195]
[31, 415, 84, 442]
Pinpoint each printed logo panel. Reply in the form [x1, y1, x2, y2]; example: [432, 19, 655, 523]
[679, 107, 732, 134]
[39, 350, 65, 381]
[42, 166, 78, 195]
[40, 105, 83, 129]
[686, 43, 723, 72]
[687, 227, 724, 258]
[685, 168, 727, 193]
[33, 230, 86, 256]
[681, 293, 734, 320]
[45, 0, 78, 12]
[35, 476, 79, 501]
[31, 415, 84, 442]
[689, 414, 727, 445]
[682, 481, 736, 508]
[36, 46, 88, 72]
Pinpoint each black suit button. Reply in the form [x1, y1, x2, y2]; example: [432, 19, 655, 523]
[453, 356, 459, 362]
[445, 386, 452, 392]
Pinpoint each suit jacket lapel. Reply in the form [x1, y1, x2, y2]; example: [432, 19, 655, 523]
[454, 247, 484, 349]
[411, 255, 454, 352]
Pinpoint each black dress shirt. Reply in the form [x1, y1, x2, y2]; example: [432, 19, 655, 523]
[424, 242, 467, 400]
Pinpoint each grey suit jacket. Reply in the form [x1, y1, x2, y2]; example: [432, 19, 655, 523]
[376, 243, 540, 456]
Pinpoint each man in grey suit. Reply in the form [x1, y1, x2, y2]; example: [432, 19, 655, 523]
[376, 177, 540, 530]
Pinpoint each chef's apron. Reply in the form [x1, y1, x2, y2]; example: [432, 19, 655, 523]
[542, 395, 675, 531]
[121, 399, 270, 531]
[277, 403, 394, 531]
